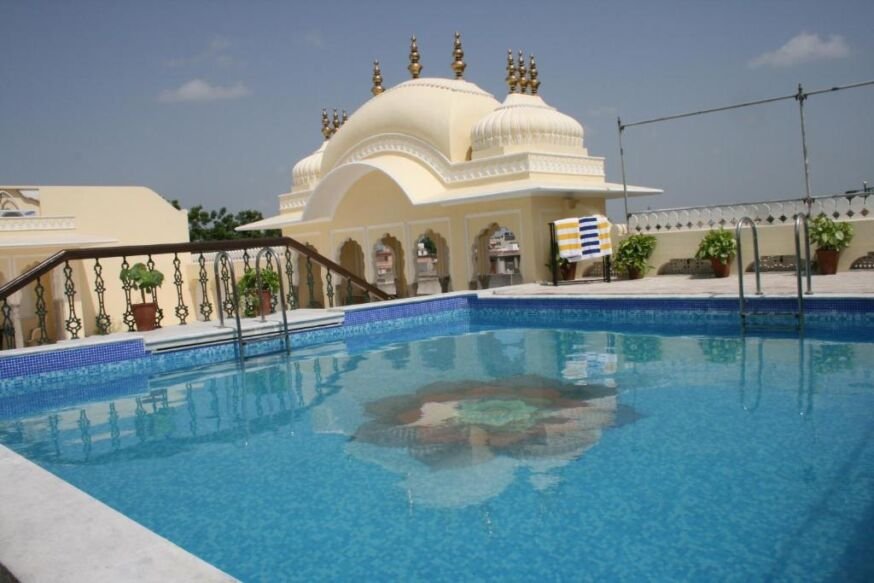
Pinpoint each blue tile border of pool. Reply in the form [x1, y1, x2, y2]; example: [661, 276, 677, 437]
[2, 293, 872, 392]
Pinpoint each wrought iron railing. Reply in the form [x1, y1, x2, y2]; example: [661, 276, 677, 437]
[0, 237, 392, 351]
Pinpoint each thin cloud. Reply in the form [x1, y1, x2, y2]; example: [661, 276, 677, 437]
[749, 32, 850, 68]
[302, 28, 325, 49]
[167, 37, 237, 67]
[158, 79, 251, 103]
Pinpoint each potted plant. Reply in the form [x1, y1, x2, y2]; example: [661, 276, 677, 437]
[614, 234, 656, 280]
[695, 228, 737, 278]
[120, 263, 164, 331]
[547, 241, 577, 281]
[808, 215, 853, 275]
[237, 267, 280, 317]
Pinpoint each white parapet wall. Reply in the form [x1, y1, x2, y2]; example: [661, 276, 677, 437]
[623, 193, 874, 275]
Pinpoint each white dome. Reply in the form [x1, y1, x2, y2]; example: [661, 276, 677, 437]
[321, 77, 500, 171]
[291, 141, 326, 192]
[470, 93, 584, 156]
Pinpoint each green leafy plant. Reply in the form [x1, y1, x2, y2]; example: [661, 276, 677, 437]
[120, 263, 164, 304]
[545, 240, 570, 270]
[614, 234, 657, 276]
[695, 228, 737, 263]
[237, 267, 280, 317]
[808, 215, 854, 252]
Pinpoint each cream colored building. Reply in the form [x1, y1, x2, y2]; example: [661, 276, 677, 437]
[0, 186, 190, 345]
[239, 37, 659, 301]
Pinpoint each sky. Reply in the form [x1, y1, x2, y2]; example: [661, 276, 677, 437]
[1, 0, 873, 221]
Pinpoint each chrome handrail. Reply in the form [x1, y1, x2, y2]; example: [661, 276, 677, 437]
[213, 251, 244, 362]
[793, 213, 813, 328]
[735, 216, 763, 321]
[255, 247, 290, 354]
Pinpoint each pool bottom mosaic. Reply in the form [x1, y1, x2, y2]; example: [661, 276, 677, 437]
[1, 322, 872, 580]
[1, 293, 872, 390]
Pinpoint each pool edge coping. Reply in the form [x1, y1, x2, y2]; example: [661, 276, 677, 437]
[0, 444, 237, 583]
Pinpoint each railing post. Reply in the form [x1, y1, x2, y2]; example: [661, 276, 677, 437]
[346, 277, 354, 305]
[62, 260, 83, 340]
[120, 256, 136, 332]
[305, 255, 316, 308]
[197, 253, 213, 321]
[146, 254, 163, 328]
[93, 259, 111, 334]
[172, 252, 189, 325]
[325, 269, 334, 308]
[284, 247, 299, 310]
[1, 298, 15, 350]
[34, 276, 49, 344]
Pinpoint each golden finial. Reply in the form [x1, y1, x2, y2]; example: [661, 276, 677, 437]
[371, 60, 384, 96]
[341, 110, 349, 126]
[528, 54, 540, 95]
[451, 32, 466, 79]
[331, 109, 341, 135]
[505, 49, 518, 93]
[321, 109, 331, 140]
[517, 50, 528, 94]
[408, 35, 422, 79]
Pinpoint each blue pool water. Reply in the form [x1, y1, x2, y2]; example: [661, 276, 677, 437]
[1, 318, 873, 581]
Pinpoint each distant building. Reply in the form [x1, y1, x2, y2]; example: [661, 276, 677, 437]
[240, 34, 659, 302]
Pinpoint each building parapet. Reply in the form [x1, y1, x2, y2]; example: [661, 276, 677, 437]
[628, 192, 874, 233]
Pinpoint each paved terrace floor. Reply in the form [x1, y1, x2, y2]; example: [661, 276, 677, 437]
[489, 271, 874, 297]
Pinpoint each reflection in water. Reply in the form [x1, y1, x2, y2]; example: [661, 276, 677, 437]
[349, 374, 638, 507]
[621, 334, 662, 363]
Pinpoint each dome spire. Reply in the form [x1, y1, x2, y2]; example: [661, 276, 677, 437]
[408, 35, 422, 79]
[528, 54, 540, 95]
[371, 60, 384, 96]
[505, 49, 518, 93]
[451, 32, 466, 79]
[341, 110, 349, 126]
[331, 109, 341, 135]
[321, 109, 331, 140]
[517, 50, 528, 94]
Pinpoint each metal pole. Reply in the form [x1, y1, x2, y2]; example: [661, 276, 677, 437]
[618, 117, 630, 221]
[796, 84, 813, 216]
[549, 222, 558, 287]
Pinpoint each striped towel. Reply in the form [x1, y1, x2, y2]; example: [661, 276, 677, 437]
[555, 216, 612, 262]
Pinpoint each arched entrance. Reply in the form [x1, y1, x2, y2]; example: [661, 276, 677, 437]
[373, 234, 407, 297]
[338, 239, 367, 305]
[297, 244, 325, 308]
[472, 224, 521, 289]
[413, 230, 450, 295]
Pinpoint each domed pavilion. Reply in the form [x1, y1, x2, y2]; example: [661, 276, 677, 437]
[240, 34, 659, 301]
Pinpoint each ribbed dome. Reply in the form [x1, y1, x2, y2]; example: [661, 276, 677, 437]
[471, 93, 584, 155]
[320, 77, 500, 171]
[291, 141, 326, 192]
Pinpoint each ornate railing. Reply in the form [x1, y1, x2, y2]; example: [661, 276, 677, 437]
[628, 191, 874, 233]
[0, 237, 392, 351]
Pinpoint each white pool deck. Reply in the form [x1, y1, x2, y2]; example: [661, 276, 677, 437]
[1, 271, 872, 582]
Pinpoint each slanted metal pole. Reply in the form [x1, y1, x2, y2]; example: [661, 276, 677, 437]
[796, 84, 813, 216]
[618, 117, 630, 221]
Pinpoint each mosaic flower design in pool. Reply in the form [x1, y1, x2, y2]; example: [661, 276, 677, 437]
[348, 375, 639, 507]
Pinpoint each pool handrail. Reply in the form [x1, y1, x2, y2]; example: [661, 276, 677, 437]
[213, 251, 245, 362]
[735, 217, 763, 321]
[255, 247, 290, 354]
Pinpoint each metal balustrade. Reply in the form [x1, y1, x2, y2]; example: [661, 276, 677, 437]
[0, 237, 392, 351]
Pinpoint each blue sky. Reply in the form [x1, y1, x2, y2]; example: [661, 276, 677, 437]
[1, 0, 872, 220]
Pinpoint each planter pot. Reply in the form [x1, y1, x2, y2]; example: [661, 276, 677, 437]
[132, 302, 158, 332]
[710, 258, 731, 278]
[559, 263, 577, 281]
[627, 267, 643, 280]
[816, 249, 839, 275]
[258, 290, 273, 316]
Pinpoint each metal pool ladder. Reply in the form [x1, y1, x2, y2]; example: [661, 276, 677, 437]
[735, 214, 813, 330]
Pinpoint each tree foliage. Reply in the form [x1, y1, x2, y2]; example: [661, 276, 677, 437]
[170, 200, 281, 241]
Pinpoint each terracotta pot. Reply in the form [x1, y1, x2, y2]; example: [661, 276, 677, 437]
[132, 302, 158, 332]
[710, 258, 731, 278]
[627, 267, 643, 280]
[559, 262, 577, 281]
[258, 290, 273, 316]
[816, 249, 839, 275]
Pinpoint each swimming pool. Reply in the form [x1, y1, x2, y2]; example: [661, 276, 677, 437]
[1, 299, 873, 581]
